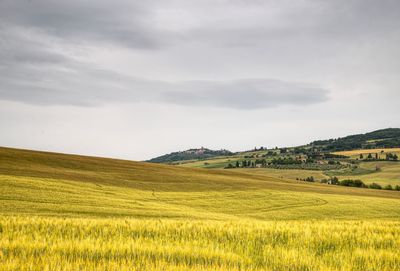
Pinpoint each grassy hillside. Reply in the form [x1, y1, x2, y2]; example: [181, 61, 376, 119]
[1, 146, 400, 270]
[147, 129, 400, 189]
[326, 161, 400, 185]
[182, 145, 400, 188]
[1, 146, 400, 220]
[149, 128, 400, 166]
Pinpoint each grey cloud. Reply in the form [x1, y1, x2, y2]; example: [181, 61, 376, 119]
[184, 0, 400, 49]
[2, 0, 399, 52]
[0, 0, 164, 49]
[0, 24, 329, 110]
[0, 26, 69, 67]
[0, 61, 329, 109]
[162, 80, 328, 109]
[1, 0, 395, 110]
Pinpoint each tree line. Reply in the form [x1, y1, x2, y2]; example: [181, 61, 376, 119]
[359, 152, 398, 161]
[299, 176, 400, 191]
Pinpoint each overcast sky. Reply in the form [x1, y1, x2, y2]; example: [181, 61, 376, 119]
[1, 0, 399, 160]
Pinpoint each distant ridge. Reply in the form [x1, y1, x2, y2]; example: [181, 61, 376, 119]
[148, 128, 400, 163]
[311, 128, 400, 152]
[147, 147, 233, 163]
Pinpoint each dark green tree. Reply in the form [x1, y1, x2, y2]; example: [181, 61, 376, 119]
[386, 153, 398, 161]
[329, 176, 339, 185]
[384, 185, 393, 190]
[369, 183, 382, 189]
[339, 179, 366, 188]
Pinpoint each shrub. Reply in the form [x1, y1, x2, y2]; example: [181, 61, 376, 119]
[339, 179, 366, 188]
[395, 185, 400, 191]
[386, 153, 399, 161]
[271, 157, 302, 165]
[320, 179, 328, 184]
[369, 183, 382, 190]
[305, 176, 315, 182]
[384, 185, 393, 190]
[328, 176, 339, 185]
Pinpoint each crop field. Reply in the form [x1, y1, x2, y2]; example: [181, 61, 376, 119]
[179, 157, 238, 168]
[180, 147, 400, 187]
[327, 161, 400, 186]
[2, 217, 400, 271]
[333, 148, 400, 159]
[237, 168, 327, 182]
[1, 147, 400, 270]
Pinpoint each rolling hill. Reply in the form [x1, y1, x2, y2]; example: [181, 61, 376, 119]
[1, 146, 400, 219]
[311, 128, 400, 151]
[148, 128, 400, 188]
[148, 128, 400, 167]
[147, 147, 233, 163]
[148, 128, 400, 164]
[1, 146, 400, 270]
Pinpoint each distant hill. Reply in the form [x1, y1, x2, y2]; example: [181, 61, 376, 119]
[147, 147, 233, 163]
[148, 128, 400, 164]
[311, 128, 400, 152]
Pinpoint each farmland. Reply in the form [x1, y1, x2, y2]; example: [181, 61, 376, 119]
[333, 148, 400, 160]
[161, 129, 400, 188]
[178, 147, 400, 187]
[1, 146, 400, 270]
[2, 217, 400, 271]
[325, 161, 400, 185]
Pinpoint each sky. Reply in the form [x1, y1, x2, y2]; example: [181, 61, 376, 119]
[1, 0, 399, 160]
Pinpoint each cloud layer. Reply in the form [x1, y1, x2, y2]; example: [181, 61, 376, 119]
[0, 25, 328, 109]
[0, 0, 337, 110]
[1, 0, 398, 110]
[0, 64, 329, 109]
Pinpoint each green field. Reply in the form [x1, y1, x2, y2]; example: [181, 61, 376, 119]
[179, 148, 400, 186]
[326, 161, 400, 185]
[1, 147, 400, 270]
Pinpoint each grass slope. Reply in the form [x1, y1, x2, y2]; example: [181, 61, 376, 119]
[180, 147, 400, 186]
[1, 146, 400, 270]
[327, 161, 400, 186]
[1, 146, 400, 220]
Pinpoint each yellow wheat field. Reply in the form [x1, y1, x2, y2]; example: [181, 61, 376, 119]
[333, 148, 400, 157]
[1, 217, 399, 271]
